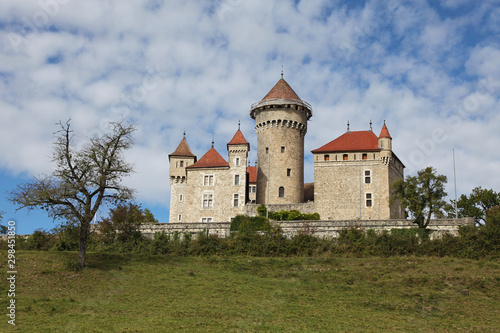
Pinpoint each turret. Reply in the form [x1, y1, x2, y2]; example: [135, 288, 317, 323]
[250, 75, 312, 204]
[378, 121, 392, 159]
[227, 122, 250, 170]
[169, 132, 197, 181]
[227, 124, 250, 205]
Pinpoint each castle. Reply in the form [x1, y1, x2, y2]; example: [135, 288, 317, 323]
[168, 76, 405, 223]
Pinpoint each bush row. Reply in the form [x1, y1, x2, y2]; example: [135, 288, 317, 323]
[2, 223, 498, 259]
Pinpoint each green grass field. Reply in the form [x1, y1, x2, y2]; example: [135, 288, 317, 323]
[1, 251, 499, 332]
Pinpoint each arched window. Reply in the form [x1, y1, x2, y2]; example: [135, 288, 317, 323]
[279, 186, 285, 198]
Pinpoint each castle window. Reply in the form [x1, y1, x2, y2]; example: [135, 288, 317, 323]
[202, 217, 213, 222]
[343, 154, 348, 160]
[204, 175, 214, 186]
[266, 147, 269, 154]
[354, 154, 356, 160]
[279, 186, 285, 198]
[281, 146, 285, 153]
[179, 194, 183, 202]
[366, 193, 373, 207]
[235, 157, 240, 166]
[287, 168, 291, 177]
[178, 215, 182, 222]
[365, 170, 371, 184]
[202, 193, 213, 208]
[324, 154, 330, 161]
[233, 193, 239, 207]
[250, 185, 256, 193]
[362, 153, 367, 160]
[234, 174, 240, 186]
[180, 161, 184, 167]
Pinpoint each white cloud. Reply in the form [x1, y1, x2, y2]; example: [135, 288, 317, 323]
[1, 0, 499, 230]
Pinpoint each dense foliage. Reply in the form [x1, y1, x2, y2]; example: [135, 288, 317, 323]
[391, 167, 447, 228]
[256, 204, 320, 221]
[445, 186, 500, 225]
[4, 206, 499, 260]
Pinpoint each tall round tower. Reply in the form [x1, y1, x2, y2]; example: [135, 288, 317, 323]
[250, 75, 312, 204]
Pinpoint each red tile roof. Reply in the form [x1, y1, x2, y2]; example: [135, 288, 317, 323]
[312, 131, 381, 153]
[228, 130, 249, 145]
[169, 137, 196, 158]
[379, 123, 392, 139]
[262, 78, 301, 101]
[187, 147, 229, 169]
[247, 166, 257, 183]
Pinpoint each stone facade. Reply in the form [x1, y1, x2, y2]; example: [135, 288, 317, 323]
[169, 130, 250, 223]
[169, 77, 406, 224]
[313, 150, 405, 220]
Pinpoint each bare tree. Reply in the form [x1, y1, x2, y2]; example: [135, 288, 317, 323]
[9, 119, 135, 268]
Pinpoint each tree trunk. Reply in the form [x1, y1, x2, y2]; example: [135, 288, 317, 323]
[78, 219, 91, 269]
[425, 207, 432, 228]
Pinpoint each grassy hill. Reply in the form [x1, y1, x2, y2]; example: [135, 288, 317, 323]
[1, 251, 499, 332]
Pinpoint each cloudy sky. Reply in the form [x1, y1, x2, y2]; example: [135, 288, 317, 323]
[1, 0, 499, 233]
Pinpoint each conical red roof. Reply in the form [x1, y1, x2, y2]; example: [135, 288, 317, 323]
[379, 123, 392, 139]
[169, 137, 196, 157]
[187, 147, 229, 169]
[228, 130, 249, 145]
[262, 78, 301, 101]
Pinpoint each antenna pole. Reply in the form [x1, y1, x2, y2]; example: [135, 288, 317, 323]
[453, 149, 457, 219]
[267, 151, 270, 219]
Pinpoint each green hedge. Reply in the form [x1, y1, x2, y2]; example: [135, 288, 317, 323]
[2, 218, 498, 259]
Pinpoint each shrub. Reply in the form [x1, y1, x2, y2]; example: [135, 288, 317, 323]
[52, 225, 79, 251]
[257, 204, 267, 217]
[150, 232, 171, 254]
[256, 204, 320, 221]
[290, 233, 321, 255]
[231, 215, 271, 234]
[189, 233, 221, 255]
[26, 230, 56, 251]
[485, 205, 500, 228]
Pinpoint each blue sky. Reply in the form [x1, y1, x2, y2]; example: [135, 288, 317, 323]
[1, 0, 500, 234]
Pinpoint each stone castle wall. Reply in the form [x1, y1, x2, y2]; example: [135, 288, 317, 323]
[183, 165, 247, 223]
[313, 151, 404, 221]
[133, 217, 474, 240]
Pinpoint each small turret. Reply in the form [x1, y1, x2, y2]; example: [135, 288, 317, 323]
[378, 121, 392, 158]
[169, 132, 196, 180]
[227, 122, 250, 169]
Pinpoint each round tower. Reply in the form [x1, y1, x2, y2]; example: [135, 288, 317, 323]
[250, 75, 312, 204]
